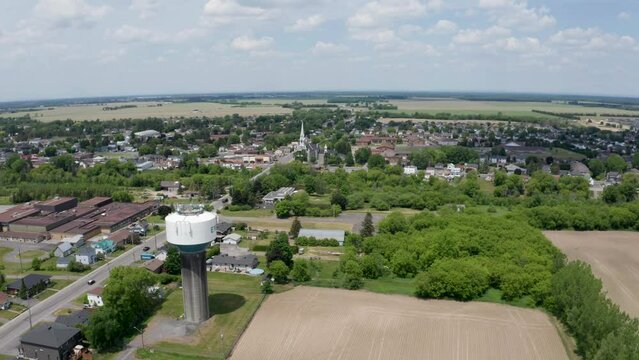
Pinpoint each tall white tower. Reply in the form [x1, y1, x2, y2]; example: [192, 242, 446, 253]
[165, 204, 216, 323]
[299, 121, 306, 148]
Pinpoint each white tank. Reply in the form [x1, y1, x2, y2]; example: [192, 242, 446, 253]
[165, 204, 217, 249]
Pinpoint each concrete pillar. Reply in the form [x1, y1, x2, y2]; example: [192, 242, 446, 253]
[180, 251, 209, 323]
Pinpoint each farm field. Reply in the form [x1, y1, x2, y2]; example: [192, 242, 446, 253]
[0, 101, 292, 122]
[230, 286, 569, 360]
[386, 99, 639, 117]
[545, 230, 639, 318]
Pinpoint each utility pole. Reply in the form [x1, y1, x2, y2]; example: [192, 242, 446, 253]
[18, 243, 23, 273]
[133, 326, 145, 348]
[27, 297, 33, 329]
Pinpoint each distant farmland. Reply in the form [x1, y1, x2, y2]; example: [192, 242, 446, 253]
[2, 97, 637, 123]
[545, 231, 639, 318]
[231, 286, 569, 360]
[0, 101, 293, 122]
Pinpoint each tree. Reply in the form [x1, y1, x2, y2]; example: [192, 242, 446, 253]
[360, 212, 375, 237]
[633, 153, 639, 169]
[415, 258, 490, 301]
[206, 245, 221, 259]
[345, 152, 355, 166]
[367, 154, 386, 169]
[266, 232, 293, 267]
[342, 260, 364, 290]
[261, 279, 273, 294]
[361, 253, 386, 279]
[605, 154, 628, 173]
[330, 191, 348, 210]
[164, 246, 182, 275]
[269, 260, 290, 284]
[289, 217, 301, 238]
[157, 205, 172, 218]
[354, 147, 372, 164]
[112, 191, 133, 203]
[31, 257, 42, 271]
[588, 159, 605, 178]
[290, 260, 311, 282]
[44, 146, 57, 157]
[18, 279, 28, 299]
[378, 212, 408, 234]
[390, 249, 417, 278]
[85, 307, 125, 352]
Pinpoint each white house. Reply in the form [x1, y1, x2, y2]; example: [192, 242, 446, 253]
[403, 166, 418, 175]
[222, 233, 242, 245]
[87, 288, 104, 307]
[75, 247, 97, 266]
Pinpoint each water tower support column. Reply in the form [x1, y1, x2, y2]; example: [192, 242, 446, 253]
[181, 251, 209, 323]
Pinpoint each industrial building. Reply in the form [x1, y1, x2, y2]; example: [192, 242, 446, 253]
[0, 196, 158, 243]
[166, 204, 216, 323]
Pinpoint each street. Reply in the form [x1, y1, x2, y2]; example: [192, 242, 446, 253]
[0, 231, 167, 356]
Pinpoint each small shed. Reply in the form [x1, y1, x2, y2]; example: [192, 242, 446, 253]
[54, 242, 73, 258]
[222, 233, 242, 245]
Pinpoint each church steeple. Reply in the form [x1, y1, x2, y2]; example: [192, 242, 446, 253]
[299, 121, 306, 146]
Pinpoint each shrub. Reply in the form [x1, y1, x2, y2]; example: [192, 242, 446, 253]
[415, 258, 490, 301]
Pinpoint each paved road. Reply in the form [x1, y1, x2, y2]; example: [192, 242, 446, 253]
[0, 231, 167, 356]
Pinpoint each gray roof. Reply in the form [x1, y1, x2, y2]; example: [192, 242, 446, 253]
[77, 246, 96, 256]
[57, 242, 73, 253]
[210, 254, 258, 267]
[20, 322, 80, 348]
[55, 309, 91, 328]
[262, 187, 295, 201]
[6, 274, 51, 291]
[298, 229, 345, 242]
[216, 222, 233, 234]
[57, 256, 73, 265]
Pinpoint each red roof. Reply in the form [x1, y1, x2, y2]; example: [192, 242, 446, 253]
[88, 287, 104, 296]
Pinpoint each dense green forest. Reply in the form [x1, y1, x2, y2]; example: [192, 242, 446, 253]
[331, 212, 639, 360]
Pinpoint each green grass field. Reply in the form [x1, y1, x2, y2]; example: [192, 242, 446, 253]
[219, 208, 273, 217]
[137, 272, 264, 360]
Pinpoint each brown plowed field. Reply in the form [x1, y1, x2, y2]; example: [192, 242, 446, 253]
[231, 286, 568, 360]
[545, 230, 639, 318]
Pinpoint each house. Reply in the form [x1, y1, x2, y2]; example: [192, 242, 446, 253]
[53, 242, 73, 258]
[570, 161, 591, 177]
[208, 254, 258, 272]
[222, 233, 242, 245]
[143, 259, 165, 274]
[505, 164, 526, 175]
[606, 172, 622, 184]
[91, 239, 115, 255]
[19, 322, 82, 360]
[87, 288, 104, 307]
[57, 256, 73, 269]
[0, 292, 11, 310]
[215, 222, 233, 240]
[75, 246, 97, 265]
[55, 309, 91, 328]
[403, 166, 418, 175]
[5, 274, 51, 296]
[108, 229, 137, 247]
[160, 181, 181, 193]
[298, 229, 346, 246]
[262, 187, 295, 208]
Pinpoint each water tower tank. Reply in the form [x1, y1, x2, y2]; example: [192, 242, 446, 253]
[165, 204, 216, 323]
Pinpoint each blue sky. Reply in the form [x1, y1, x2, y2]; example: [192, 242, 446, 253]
[1, 0, 638, 101]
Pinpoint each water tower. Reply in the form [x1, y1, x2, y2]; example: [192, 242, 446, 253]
[165, 204, 216, 323]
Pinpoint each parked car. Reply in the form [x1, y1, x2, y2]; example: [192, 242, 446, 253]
[87, 279, 96, 285]
[142, 246, 150, 251]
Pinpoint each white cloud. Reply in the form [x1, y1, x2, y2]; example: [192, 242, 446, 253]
[478, 0, 555, 32]
[97, 48, 127, 64]
[34, 0, 109, 28]
[347, 0, 427, 28]
[231, 35, 274, 51]
[484, 36, 550, 56]
[351, 28, 398, 43]
[452, 26, 510, 45]
[427, 19, 457, 34]
[618, 11, 631, 20]
[109, 25, 206, 44]
[202, 0, 271, 25]
[311, 41, 348, 55]
[130, 0, 160, 19]
[550, 27, 638, 52]
[286, 14, 325, 32]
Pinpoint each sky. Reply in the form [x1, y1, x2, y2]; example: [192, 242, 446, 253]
[1, 0, 639, 101]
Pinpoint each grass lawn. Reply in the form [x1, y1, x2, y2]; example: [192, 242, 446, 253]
[551, 148, 586, 161]
[19, 249, 47, 260]
[33, 289, 58, 301]
[220, 208, 273, 217]
[0, 304, 26, 320]
[0, 246, 11, 259]
[147, 215, 165, 224]
[138, 272, 264, 360]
